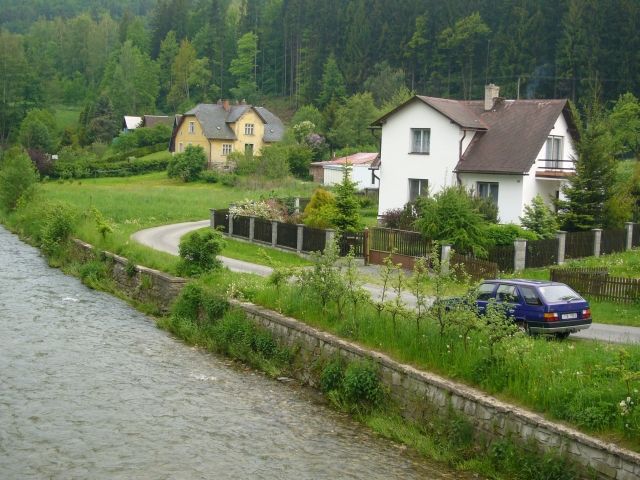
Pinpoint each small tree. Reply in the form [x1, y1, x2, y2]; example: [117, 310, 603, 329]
[520, 195, 559, 239]
[168, 145, 207, 182]
[333, 165, 362, 233]
[0, 149, 39, 211]
[303, 188, 337, 229]
[178, 229, 226, 276]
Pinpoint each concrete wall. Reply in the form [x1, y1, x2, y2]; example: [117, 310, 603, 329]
[323, 165, 379, 190]
[459, 173, 525, 224]
[236, 300, 640, 480]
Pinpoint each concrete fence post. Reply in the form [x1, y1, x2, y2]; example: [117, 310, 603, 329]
[625, 222, 634, 251]
[210, 209, 216, 229]
[325, 229, 336, 248]
[294, 197, 301, 214]
[440, 243, 452, 274]
[592, 228, 602, 257]
[228, 214, 234, 236]
[514, 238, 527, 272]
[296, 224, 304, 253]
[557, 231, 566, 265]
[363, 228, 370, 265]
[271, 221, 278, 247]
[249, 216, 255, 242]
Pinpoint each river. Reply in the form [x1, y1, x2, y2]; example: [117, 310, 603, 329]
[0, 226, 462, 479]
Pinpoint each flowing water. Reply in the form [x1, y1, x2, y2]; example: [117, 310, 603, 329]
[0, 226, 462, 479]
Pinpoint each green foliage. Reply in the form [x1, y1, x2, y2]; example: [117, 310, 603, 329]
[363, 61, 407, 107]
[472, 195, 499, 223]
[40, 202, 76, 253]
[520, 195, 559, 239]
[233, 145, 290, 180]
[484, 223, 538, 247]
[320, 359, 385, 412]
[91, 207, 113, 239]
[0, 148, 39, 211]
[229, 32, 259, 102]
[167, 39, 210, 111]
[328, 92, 380, 150]
[320, 358, 345, 393]
[609, 92, 640, 160]
[316, 54, 347, 108]
[112, 125, 172, 153]
[302, 188, 337, 229]
[79, 95, 119, 145]
[415, 186, 487, 256]
[333, 165, 362, 233]
[200, 170, 219, 183]
[168, 145, 207, 182]
[19, 109, 57, 152]
[379, 203, 419, 230]
[291, 105, 325, 131]
[177, 229, 225, 276]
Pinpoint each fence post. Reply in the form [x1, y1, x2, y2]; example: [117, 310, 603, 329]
[592, 228, 602, 257]
[514, 238, 527, 271]
[296, 224, 304, 253]
[228, 213, 234, 236]
[441, 243, 452, 274]
[363, 228, 370, 266]
[209, 208, 215, 229]
[557, 231, 566, 265]
[325, 229, 335, 248]
[625, 222, 634, 251]
[271, 221, 278, 247]
[249, 216, 255, 242]
[294, 197, 301, 214]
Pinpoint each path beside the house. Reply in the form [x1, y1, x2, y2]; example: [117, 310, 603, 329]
[131, 221, 640, 344]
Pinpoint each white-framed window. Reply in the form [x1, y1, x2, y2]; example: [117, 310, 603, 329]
[222, 144, 232, 155]
[477, 181, 499, 204]
[244, 123, 254, 135]
[188, 121, 195, 134]
[408, 178, 428, 202]
[545, 136, 563, 168]
[410, 128, 430, 154]
[245, 143, 254, 155]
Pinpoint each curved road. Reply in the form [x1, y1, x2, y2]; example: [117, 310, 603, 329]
[132, 221, 640, 344]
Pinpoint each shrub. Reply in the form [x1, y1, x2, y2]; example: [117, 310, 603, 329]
[177, 229, 226, 276]
[201, 170, 219, 183]
[380, 203, 419, 230]
[484, 223, 538, 247]
[0, 148, 39, 211]
[342, 361, 385, 409]
[168, 145, 207, 182]
[303, 188, 337, 229]
[473, 195, 499, 223]
[40, 202, 76, 253]
[320, 359, 345, 393]
[520, 195, 559, 239]
[229, 199, 287, 221]
[220, 173, 238, 186]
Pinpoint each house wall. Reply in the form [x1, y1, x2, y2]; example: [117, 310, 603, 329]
[323, 165, 379, 190]
[377, 101, 462, 216]
[172, 116, 210, 160]
[231, 110, 266, 158]
[460, 173, 525, 224]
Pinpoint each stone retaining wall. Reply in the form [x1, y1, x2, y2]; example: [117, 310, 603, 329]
[235, 300, 640, 480]
[72, 239, 186, 313]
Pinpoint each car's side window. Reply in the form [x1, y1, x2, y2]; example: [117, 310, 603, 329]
[519, 286, 542, 306]
[496, 284, 518, 303]
[476, 283, 495, 301]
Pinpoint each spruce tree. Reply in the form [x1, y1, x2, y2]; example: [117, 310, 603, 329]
[333, 165, 362, 234]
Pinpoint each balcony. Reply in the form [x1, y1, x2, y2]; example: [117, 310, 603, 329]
[535, 158, 575, 179]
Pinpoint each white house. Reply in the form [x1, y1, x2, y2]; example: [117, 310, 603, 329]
[372, 84, 578, 224]
[309, 152, 379, 190]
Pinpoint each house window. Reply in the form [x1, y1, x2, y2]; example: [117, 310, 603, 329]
[477, 182, 499, 204]
[408, 178, 428, 202]
[188, 121, 195, 134]
[245, 143, 254, 155]
[545, 136, 563, 168]
[222, 144, 232, 155]
[179, 142, 184, 152]
[244, 123, 254, 135]
[410, 128, 430, 154]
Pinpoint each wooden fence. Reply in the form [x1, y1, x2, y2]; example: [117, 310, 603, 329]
[565, 230, 594, 259]
[550, 267, 640, 303]
[601, 228, 626, 255]
[339, 231, 364, 257]
[451, 252, 498, 281]
[487, 244, 515, 272]
[368, 227, 429, 269]
[525, 237, 558, 268]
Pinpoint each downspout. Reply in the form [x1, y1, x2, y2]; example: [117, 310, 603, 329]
[369, 125, 382, 183]
[457, 129, 468, 186]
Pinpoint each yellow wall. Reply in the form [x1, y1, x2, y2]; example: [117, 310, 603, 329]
[173, 116, 211, 160]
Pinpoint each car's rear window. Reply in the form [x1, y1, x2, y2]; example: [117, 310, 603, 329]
[538, 285, 583, 303]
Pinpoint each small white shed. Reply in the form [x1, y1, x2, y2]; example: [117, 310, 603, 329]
[309, 152, 379, 191]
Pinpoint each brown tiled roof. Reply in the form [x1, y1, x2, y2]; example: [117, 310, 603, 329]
[456, 99, 572, 174]
[142, 115, 173, 128]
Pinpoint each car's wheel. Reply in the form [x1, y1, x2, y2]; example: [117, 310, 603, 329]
[516, 321, 529, 335]
[554, 332, 570, 340]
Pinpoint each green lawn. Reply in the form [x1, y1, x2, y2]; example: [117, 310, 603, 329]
[17, 172, 315, 273]
[53, 105, 81, 130]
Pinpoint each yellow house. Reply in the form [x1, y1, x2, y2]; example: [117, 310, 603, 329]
[169, 100, 284, 168]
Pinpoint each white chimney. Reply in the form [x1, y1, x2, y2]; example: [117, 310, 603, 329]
[484, 83, 500, 111]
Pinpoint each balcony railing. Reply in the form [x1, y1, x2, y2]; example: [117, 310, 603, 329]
[536, 158, 575, 178]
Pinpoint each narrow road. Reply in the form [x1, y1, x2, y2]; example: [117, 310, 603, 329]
[132, 221, 640, 344]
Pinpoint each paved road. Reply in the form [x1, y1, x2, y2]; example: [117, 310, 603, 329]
[132, 221, 640, 344]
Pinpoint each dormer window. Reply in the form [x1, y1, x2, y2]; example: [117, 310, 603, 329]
[188, 121, 195, 134]
[244, 123, 254, 135]
[411, 128, 430, 154]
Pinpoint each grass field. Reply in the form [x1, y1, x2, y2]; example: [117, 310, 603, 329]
[53, 105, 81, 129]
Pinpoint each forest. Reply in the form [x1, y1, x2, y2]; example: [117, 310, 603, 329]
[1, 0, 640, 145]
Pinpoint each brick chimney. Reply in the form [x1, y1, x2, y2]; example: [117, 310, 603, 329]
[222, 99, 230, 111]
[484, 83, 500, 111]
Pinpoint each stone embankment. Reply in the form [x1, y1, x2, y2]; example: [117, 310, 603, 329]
[71, 239, 640, 480]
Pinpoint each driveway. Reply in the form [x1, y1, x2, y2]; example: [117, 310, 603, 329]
[132, 221, 640, 344]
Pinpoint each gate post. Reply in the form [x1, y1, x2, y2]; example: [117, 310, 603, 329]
[210, 208, 215, 229]
[363, 228, 370, 266]
[592, 228, 602, 257]
[249, 216, 255, 242]
[556, 231, 566, 265]
[625, 222, 634, 251]
[441, 243, 452, 274]
[296, 224, 304, 253]
[271, 221, 278, 247]
[514, 238, 527, 272]
[228, 213, 234, 236]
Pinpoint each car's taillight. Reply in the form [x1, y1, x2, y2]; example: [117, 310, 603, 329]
[543, 312, 558, 322]
[582, 308, 591, 319]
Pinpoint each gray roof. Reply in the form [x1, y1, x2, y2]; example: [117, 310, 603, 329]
[456, 99, 573, 174]
[180, 103, 284, 143]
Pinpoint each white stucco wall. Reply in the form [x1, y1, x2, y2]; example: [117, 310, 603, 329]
[459, 173, 525, 224]
[377, 101, 463, 216]
[323, 165, 378, 190]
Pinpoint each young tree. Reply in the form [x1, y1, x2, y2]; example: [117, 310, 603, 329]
[333, 165, 362, 233]
[0, 149, 39, 211]
[168, 39, 210, 111]
[363, 61, 407, 107]
[229, 32, 259, 102]
[316, 54, 347, 108]
[18, 109, 57, 152]
[609, 93, 640, 160]
[328, 93, 379, 150]
[520, 195, 559, 239]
